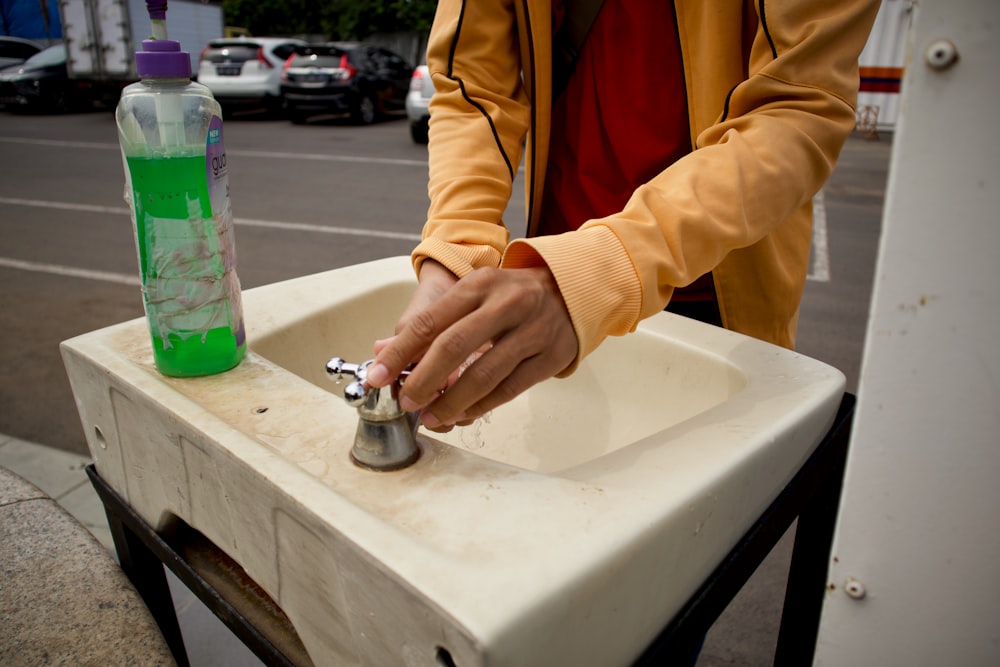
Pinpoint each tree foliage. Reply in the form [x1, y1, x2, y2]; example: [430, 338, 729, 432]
[221, 0, 437, 40]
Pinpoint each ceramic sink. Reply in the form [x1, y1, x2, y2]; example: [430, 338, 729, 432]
[61, 256, 845, 666]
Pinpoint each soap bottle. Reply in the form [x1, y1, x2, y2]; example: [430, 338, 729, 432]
[116, 38, 246, 377]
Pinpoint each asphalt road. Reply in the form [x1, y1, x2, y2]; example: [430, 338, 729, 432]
[0, 107, 890, 666]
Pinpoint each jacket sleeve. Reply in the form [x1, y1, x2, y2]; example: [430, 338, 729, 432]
[505, 0, 880, 367]
[410, 0, 531, 279]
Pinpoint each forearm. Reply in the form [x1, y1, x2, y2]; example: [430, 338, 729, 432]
[415, 0, 531, 278]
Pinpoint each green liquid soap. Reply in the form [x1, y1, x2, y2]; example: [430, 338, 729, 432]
[127, 154, 245, 377]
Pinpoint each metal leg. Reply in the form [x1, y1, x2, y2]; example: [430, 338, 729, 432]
[634, 394, 855, 665]
[86, 465, 308, 667]
[773, 398, 852, 666]
[101, 495, 191, 667]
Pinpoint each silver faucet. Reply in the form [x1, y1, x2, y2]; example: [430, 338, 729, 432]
[325, 357, 420, 471]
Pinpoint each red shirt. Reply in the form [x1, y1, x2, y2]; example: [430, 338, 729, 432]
[542, 0, 713, 302]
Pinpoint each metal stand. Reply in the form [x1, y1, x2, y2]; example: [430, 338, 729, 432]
[634, 393, 854, 665]
[89, 394, 855, 667]
[86, 466, 312, 667]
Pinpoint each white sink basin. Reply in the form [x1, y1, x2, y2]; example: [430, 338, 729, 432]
[62, 256, 845, 666]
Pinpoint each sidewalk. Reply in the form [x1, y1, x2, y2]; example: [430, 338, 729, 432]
[0, 433, 263, 667]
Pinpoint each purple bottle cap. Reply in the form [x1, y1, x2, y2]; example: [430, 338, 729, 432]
[135, 39, 191, 79]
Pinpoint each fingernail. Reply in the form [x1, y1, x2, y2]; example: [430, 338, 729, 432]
[400, 395, 421, 412]
[366, 363, 390, 387]
[420, 411, 441, 428]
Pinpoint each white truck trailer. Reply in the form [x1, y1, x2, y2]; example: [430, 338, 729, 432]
[57, 0, 223, 81]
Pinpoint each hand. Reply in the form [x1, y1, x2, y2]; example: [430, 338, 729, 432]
[387, 259, 458, 334]
[367, 263, 578, 429]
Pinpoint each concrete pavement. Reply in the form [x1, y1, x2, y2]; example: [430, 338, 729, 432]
[0, 433, 264, 667]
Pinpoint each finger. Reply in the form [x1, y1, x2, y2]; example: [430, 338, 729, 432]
[372, 336, 394, 355]
[412, 268, 575, 421]
[419, 328, 562, 426]
[420, 342, 515, 422]
[370, 283, 484, 390]
[437, 347, 570, 428]
[397, 315, 499, 410]
[421, 314, 577, 426]
[466, 352, 567, 417]
[396, 260, 458, 334]
[368, 262, 458, 388]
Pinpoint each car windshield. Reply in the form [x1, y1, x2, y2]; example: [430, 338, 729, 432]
[20, 44, 66, 69]
[0, 39, 41, 60]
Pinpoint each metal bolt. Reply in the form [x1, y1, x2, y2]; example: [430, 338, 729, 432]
[925, 39, 959, 70]
[845, 578, 867, 600]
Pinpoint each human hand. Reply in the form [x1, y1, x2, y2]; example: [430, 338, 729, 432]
[366, 263, 578, 430]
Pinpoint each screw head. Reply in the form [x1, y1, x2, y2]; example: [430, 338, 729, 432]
[845, 578, 867, 600]
[925, 39, 959, 70]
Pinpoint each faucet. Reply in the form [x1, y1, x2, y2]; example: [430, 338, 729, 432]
[325, 357, 420, 471]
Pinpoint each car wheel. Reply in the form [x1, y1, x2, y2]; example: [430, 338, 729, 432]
[351, 95, 377, 125]
[288, 108, 309, 125]
[409, 120, 428, 144]
[264, 96, 283, 119]
[49, 87, 71, 114]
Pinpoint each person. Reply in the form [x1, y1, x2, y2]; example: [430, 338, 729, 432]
[366, 0, 880, 431]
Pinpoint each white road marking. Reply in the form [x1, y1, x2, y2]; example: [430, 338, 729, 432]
[810, 190, 831, 283]
[0, 256, 140, 286]
[0, 197, 422, 242]
[1, 135, 833, 284]
[0, 136, 427, 167]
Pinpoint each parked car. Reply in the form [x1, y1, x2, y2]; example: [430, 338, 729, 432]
[197, 37, 306, 115]
[0, 36, 42, 70]
[406, 64, 434, 144]
[280, 43, 412, 125]
[0, 43, 112, 113]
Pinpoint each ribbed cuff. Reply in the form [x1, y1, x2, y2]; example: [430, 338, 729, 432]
[411, 238, 504, 278]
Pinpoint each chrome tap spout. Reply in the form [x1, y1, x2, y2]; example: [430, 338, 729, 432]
[326, 357, 420, 471]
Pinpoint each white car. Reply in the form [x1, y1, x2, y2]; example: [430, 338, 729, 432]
[198, 37, 306, 116]
[405, 65, 434, 143]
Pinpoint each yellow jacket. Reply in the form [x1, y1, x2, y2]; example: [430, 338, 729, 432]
[412, 0, 880, 369]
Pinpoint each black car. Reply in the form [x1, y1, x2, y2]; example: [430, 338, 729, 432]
[280, 43, 413, 125]
[0, 43, 114, 113]
[0, 36, 42, 70]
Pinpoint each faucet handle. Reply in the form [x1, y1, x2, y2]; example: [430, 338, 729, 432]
[326, 357, 365, 381]
[326, 357, 371, 407]
[325, 357, 412, 408]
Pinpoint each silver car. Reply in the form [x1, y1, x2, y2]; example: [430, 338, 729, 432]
[197, 37, 306, 116]
[405, 64, 434, 144]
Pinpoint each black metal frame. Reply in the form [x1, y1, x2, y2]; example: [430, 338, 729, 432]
[635, 393, 854, 665]
[88, 393, 855, 667]
[87, 466, 310, 667]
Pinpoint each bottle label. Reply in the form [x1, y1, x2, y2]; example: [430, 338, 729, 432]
[206, 116, 228, 216]
[124, 113, 246, 376]
[203, 115, 245, 349]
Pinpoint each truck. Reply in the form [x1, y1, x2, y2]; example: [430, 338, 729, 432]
[1, 0, 224, 81]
